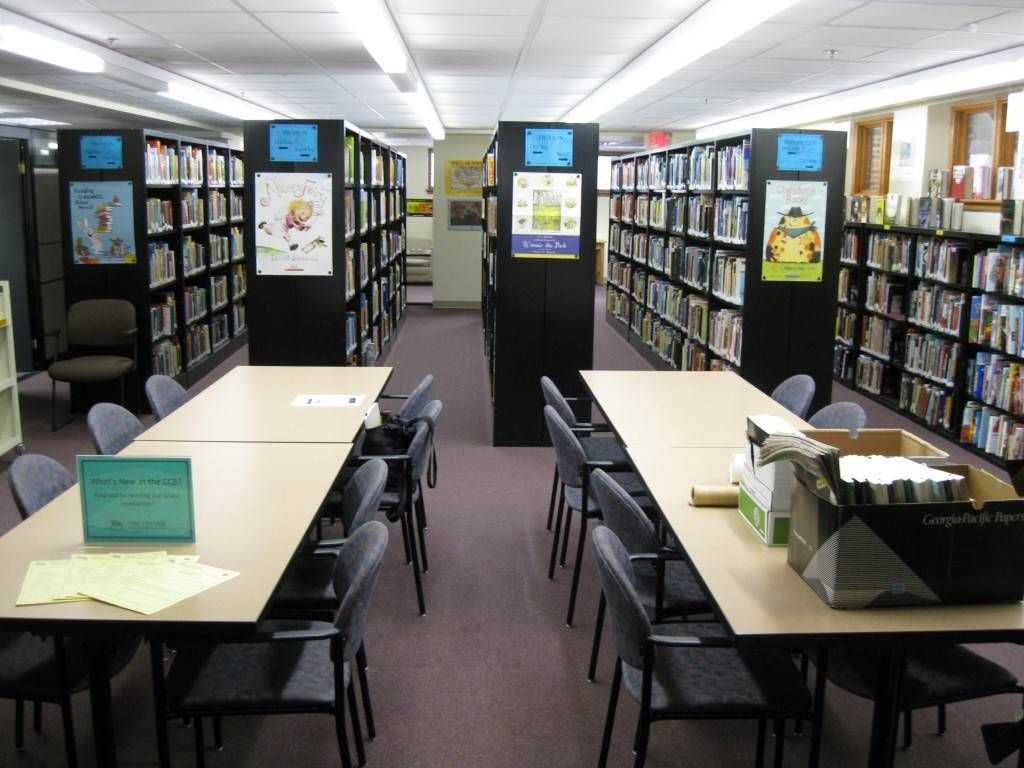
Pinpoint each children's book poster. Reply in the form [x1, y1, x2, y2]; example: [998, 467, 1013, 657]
[511, 172, 582, 260]
[762, 180, 828, 282]
[255, 172, 332, 276]
[70, 181, 136, 265]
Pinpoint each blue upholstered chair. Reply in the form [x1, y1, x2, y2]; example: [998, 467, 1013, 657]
[145, 375, 188, 421]
[87, 402, 143, 455]
[770, 374, 816, 420]
[808, 401, 867, 431]
[9, 454, 74, 521]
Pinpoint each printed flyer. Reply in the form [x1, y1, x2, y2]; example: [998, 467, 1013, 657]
[762, 179, 828, 282]
[255, 172, 332, 276]
[70, 181, 136, 265]
[511, 172, 582, 260]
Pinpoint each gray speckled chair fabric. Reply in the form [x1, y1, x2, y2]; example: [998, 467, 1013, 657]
[808, 401, 867, 431]
[87, 403, 143, 455]
[161, 522, 388, 768]
[145, 375, 188, 421]
[770, 374, 816, 419]
[540, 375, 627, 464]
[396, 374, 433, 421]
[9, 454, 74, 520]
[591, 526, 814, 768]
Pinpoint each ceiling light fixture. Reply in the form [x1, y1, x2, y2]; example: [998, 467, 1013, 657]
[333, 0, 407, 74]
[159, 82, 282, 121]
[0, 25, 104, 73]
[563, 0, 798, 123]
[405, 84, 445, 141]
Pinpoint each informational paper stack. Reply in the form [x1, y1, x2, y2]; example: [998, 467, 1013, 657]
[737, 414, 804, 546]
[17, 551, 238, 615]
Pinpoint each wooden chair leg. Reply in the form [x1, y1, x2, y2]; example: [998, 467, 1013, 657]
[356, 644, 375, 740]
[14, 698, 24, 749]
[347, 679, 366, 766]
[587, 593, 605, 682]
[597, 658, 621, 768]
[546, 468, 559, 531]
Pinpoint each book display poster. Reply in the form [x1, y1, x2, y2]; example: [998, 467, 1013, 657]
[524, 128, 574, 167]
[445, 160, 482, 197]
[255, 172, 332, 276]
[762, 180, 828, 283]
[511, 172, 582, 260]
[69, 181, 136, 265]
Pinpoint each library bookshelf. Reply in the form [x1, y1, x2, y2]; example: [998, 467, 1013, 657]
[58, 128, 247, 411]
[836, 220, 1024, 472]
[0, 282, 22, 455]
[482, 121, 599, 446]
[605, 128, 846, 416]
[243, 120, 406, 366]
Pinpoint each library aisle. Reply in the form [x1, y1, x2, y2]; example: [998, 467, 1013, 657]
[0, 295, 1021, 767]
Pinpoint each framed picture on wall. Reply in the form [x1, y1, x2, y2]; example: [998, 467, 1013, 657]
[448, 199, 482, 229]
[407, 198, 434, 217]
[445, 160, 483, 197]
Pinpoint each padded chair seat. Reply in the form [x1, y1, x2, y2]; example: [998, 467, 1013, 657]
[621, 622, 811, 717]
[0, 631, 139, 699]
[167, 637, 349, 714]
[579, 436, 628, 465]
[565, 472, 654, 515]
[827, 645, 1019, 709]
[275, 553, 339, 611]
[49, 355, 134, 384]
[634, 559, 712, 616]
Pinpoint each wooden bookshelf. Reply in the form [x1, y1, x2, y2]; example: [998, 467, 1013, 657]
[836, 220, 1024, 472]
[242, 120, 406, 366]
[58, 128, 247, 411]
[606, 128, 847, 416]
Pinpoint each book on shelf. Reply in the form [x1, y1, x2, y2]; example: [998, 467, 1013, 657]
[997, 166, 1015, 201]
[928, 169, 950, 198]
[146, 139, 179, 185]
[146, 198, 174, 234]
[148, 242, 175, 286]
[884, 193, 901, 226]
[180, 145, 204, 186]
[951, 165, 974, 199]
[961, 400, 1024, 459]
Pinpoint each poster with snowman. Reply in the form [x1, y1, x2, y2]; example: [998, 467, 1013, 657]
[761, 180, 828, 283]
[70, 181, 136, 265]
[255, 172, 333, 276]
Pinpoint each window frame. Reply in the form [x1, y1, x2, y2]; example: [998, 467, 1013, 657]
[426, 147, 435, 194]
[949, 97, 1016, 200]
[852, 117, 893, 196]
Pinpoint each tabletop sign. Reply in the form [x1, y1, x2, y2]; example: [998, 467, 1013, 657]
[524, 128, 573, 167]
[80, 135, 123, 170]
[776, 133, 823, 172]
[77, 456, 196, 544]
[269, 123, 318, 163]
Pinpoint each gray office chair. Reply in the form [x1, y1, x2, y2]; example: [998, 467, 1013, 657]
[544, 405, 654, 627]
[145, 374, 188, 421]
[808, 401, 867, 431]
[47, 299, 137, 431]
[153, 521, 389, 768]
[541, 376, 627, 531]
[770, 374, 816, 419]
[384, 374, 433, 421]
[86, 402, 143, 455]
[9, 454, 74, 521]
[591, 526, 817, 768]
[587, 469, 712, 681]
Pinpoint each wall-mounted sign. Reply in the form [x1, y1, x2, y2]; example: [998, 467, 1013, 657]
[511, 171, 581, 259]
[78, 456, 196, 543]
[762, 179, 828, 283]
[776, 133, 823, 172]
[80, 135, 123, 170]
[69, 181, 136, 265]
[269, 123, 319, 163]
[525, 128, 573, 167]
[255, 172, 332, 276]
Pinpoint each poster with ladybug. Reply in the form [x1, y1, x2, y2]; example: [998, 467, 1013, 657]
[761, 180, 828, 283]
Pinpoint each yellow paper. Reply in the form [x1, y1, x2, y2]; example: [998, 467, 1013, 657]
[16, 560, 88, 606]
[59, 551, 169, 600]
[78, 559, 238, 616]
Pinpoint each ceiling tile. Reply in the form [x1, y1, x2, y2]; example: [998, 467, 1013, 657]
[831, 2, 1010, 29]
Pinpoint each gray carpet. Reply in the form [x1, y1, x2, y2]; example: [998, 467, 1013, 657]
[0, 289, 1020, 767]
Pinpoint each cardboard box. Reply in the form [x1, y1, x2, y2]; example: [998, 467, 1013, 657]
[802, 429, 948, 465]
[787, 465, 1024, 609]
[738, 478, 790, 546]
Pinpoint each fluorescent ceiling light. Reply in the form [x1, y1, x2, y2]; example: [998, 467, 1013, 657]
[333, 0, 407, 74]
[405, 84, 445, 141]
[0, 117, 68, 127]
[563, 0, 798, 123]
[0, 25, 104, 73]
[47, 141, 58, 149]
[160, 82, 281, 121]
[694, 45, 1024, 139]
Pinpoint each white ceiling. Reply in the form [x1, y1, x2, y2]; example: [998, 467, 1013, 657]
[0, 0, 1023, 137]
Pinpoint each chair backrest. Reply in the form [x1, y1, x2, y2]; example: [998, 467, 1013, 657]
[342, 458, 388, 535]
[418, 399, 443, 431]
[591, 469, 659, 555]
[332, 521, 389, 661]
[9, 454, 74, 520]
[408, 421, 432, 482]
[808, 401, 867, 431]
[66, 299, 137, 349]
[87, 403, 144, 455]
[397, 374, 434, 421]
[592, 526, 652, 670]
[540, 376, 578, 427]
[771, 374, 816, 419]
[543, 405, 585, 489]
[145, 375, 188, 421]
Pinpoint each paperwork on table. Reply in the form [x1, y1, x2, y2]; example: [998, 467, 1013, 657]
[290, 394, 365, 407]
[17, 551, 237, 615]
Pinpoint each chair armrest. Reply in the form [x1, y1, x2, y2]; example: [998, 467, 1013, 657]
[244, 620, 340, 643]
[629, 550, 683, 565]
[648, 634, 732, 649]
[380, 392, 409, 400]
[314, 537, 348, 549]
[351, 452, 411, 463]
[563, 396, 593, 404]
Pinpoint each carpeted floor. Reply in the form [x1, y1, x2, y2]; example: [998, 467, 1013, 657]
[0, 289, 1020, 767]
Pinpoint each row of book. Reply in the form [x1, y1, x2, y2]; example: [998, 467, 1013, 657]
[183, 236, 206, 276]
[211, 313, 230, 350]
[635, 155, 666, 191]
[968, 294, 1024, 355]
[972, 246, 1024, 296]
[833, 342, 854, 382]
[861, 314, 897, 360]
[717, 140, 749, 191]
[606, 285, 629, 323]
[855, 354, 885, 395]
[185, 324, 211, 367]
[836, 307, 856, 344]
[961, 401, 1024, 459]
[152, 337, 181, 377]
[907, 284, 964, 335]
[899, 373, 955, 430]
[150, 293, 176, 341]
[713, 197, 748, 244]
[915, 238, 969, 285]
[209, 191, 228, 224]
[180, 145, 204, 186]
[232, 302, 246, 335]
[837, 266, 857, 304]
[966, 352, 1024, 415]
[687, 195, 714, 238]
[865, 270, 903, 315]
[483, 151, 496, 187]
[210, 275, 229, 309]
[149, 243, 175, 287]
[181, 190, 204, 229]
[711, 251, 745, 305]
[845, 193, 966, 231]
[866, 232, 911, 273]
[903, 331, 959, 385]
[183, 285, 208, 324]
[232, 264, 246, 299]
[147, 198, 174, 234]
[210, 234, 230, 268]
[708, 309, 742, 365]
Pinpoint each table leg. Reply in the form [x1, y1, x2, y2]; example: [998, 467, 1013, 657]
[867, 647, 904, 768]
[85, 637, 118, 767]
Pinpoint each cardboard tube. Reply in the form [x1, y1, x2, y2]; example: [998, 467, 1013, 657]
[690, 485, 739, 507]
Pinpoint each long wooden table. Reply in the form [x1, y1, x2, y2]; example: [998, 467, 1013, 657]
[583, 370, 1024, 768]
[138, 365, 393, 443]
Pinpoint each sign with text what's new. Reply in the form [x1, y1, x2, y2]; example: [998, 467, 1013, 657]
[77, 456, 196, 543]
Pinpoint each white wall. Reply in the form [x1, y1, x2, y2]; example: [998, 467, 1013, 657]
[396, 144, 432, 248]
[432, 133, 491, 307]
